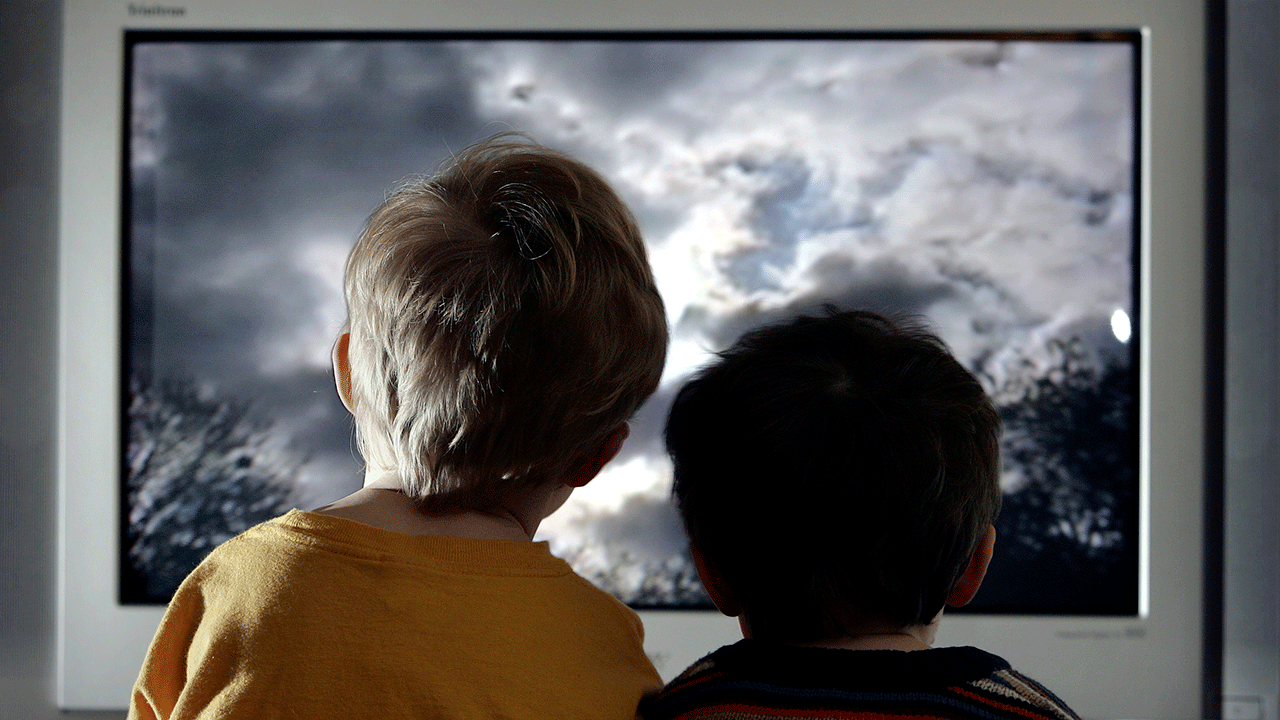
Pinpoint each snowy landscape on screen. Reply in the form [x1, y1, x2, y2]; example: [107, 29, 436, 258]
[126, 37, 1137, 611]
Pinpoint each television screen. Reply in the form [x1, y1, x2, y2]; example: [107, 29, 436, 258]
[123, 31, 1140, 615]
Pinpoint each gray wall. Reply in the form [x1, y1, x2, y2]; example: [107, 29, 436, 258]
[1, 1, 1274, 718]
[1224, 0, 1280, 718]
[0, 3, 99, 718]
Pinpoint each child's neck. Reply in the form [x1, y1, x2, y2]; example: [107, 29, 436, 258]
[745, 616, 938, 652]
[313, 472, 553, 542]
[793, 630, 932, 652]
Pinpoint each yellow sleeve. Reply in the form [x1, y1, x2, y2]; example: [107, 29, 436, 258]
[127, 569, 209, 720]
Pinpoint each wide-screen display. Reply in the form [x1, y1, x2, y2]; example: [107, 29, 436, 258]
[124, 32, 1139, 614]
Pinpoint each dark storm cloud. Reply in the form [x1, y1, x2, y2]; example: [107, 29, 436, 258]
[583, 492, 688, 562]
[148, 236, 327, 382]
[510, 41, 707, 113]
[141, 41, 484, 248]
[681, 255, 956, 354]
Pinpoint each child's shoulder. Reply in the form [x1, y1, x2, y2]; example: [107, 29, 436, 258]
[178, 510, 303, 580]
[640, 642, 1080, 720]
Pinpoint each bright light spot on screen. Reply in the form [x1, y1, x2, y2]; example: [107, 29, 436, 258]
[1111, 308, 1132, 343]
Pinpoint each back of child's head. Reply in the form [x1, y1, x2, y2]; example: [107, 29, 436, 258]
[665, 307, 1000, 642]
[342, 135, 668, 510]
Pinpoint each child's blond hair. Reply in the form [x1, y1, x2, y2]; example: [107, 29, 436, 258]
[343, 135, 667, 510]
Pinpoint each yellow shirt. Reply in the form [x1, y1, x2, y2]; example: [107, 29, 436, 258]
[129, 510, 661, 719]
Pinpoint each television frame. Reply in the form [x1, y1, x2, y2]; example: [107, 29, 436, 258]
[58, 1, 1210, 717]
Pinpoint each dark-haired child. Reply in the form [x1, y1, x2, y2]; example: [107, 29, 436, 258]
[641, 308, 1079, 720]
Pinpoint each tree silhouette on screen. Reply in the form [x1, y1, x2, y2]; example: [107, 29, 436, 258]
[124, 377, 303, 602]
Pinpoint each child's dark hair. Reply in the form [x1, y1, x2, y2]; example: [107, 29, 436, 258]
[664, 307, 1001, 641]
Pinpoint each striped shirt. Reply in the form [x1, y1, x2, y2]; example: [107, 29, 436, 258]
[639, 640, 1081, 720]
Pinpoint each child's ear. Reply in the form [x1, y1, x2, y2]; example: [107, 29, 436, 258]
[690, 540, 743, 619]
[563, 424, 629, 488]
[947, 525, 996, 608]
[332, 332, 355, 413]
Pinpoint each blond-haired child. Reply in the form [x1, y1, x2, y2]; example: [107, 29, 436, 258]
[129, 135, 668, 719]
